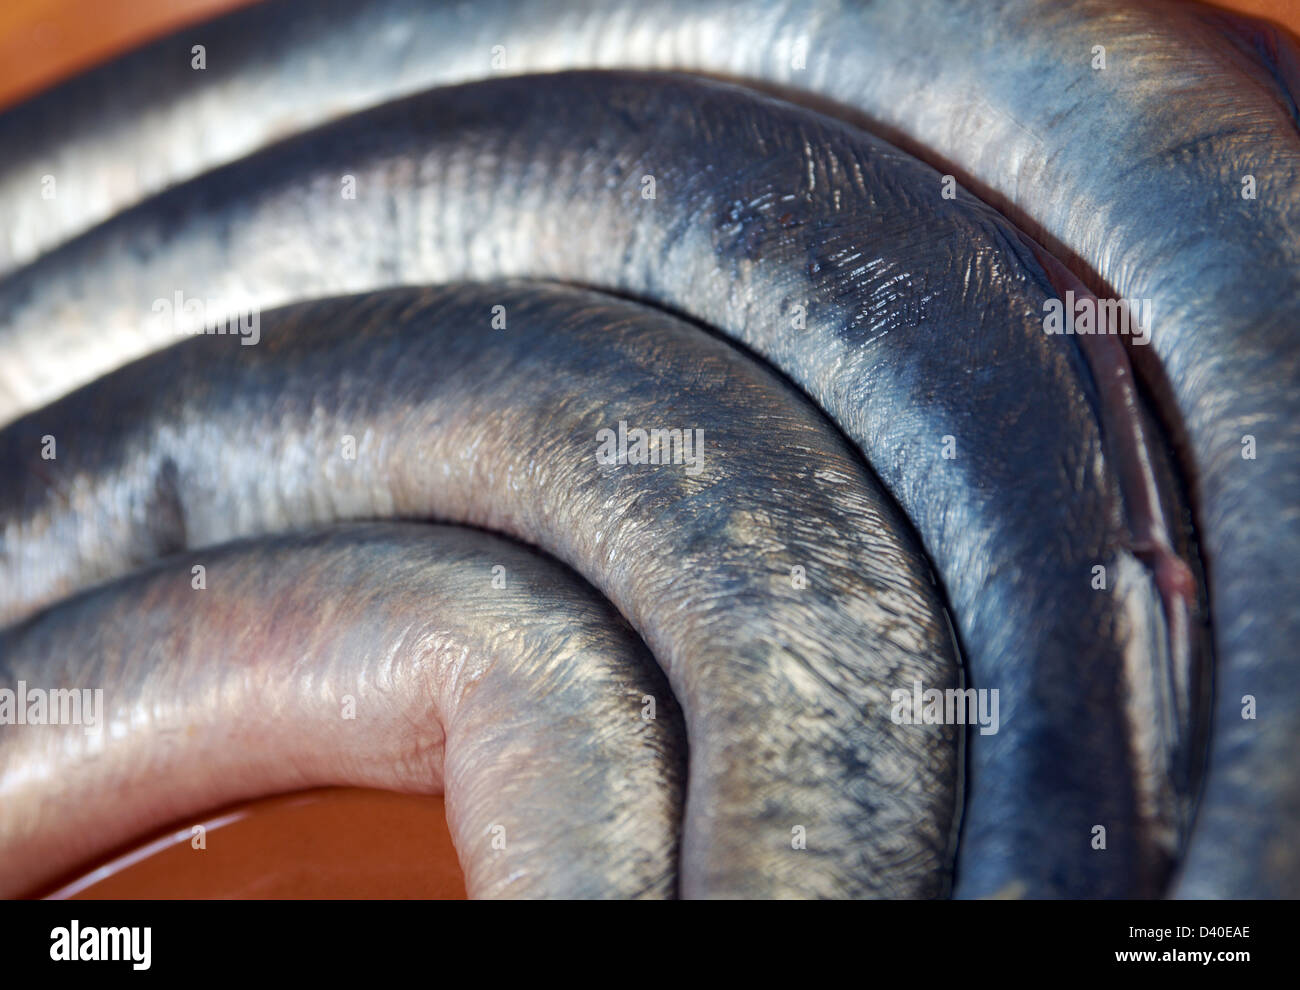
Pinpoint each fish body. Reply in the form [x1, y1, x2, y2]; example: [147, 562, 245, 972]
[0, 71, 1197, 897]
[0, 523, 686, 899]
[7, 0, 1288, 893]
[0, 282, 961, 898]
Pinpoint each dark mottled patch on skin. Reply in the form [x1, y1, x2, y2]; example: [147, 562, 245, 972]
[146, 455, 187, 558]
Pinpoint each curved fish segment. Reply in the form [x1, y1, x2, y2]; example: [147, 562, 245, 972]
[0, 72, 1200, 896]
[0, 522, 685, 899]
[0, 283, 961, 898]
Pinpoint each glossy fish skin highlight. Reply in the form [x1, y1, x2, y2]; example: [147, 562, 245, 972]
[0, 283, 961, 899]
[0, 72, 1193, 897]
[0, 523, 686, 900]
[0, 0, 1291, 896]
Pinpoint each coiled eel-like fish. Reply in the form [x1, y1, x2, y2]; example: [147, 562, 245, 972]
[0, 282, 962, 898]
[0, 71, 1199, 898]
[0, 0, 1292, 897]
[0, 522, 687, 899]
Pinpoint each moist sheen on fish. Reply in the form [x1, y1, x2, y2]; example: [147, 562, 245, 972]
[0, 523, 687, 899]
[0, 282, 962, 899]
[0, 71, 1199, 897]
[0, 0, 1289, 896]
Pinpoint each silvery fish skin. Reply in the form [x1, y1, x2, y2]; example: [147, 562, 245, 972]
[0, 0, 1291, 896]
[0, 72, 1196, 898]
[0, 283, 962, 899]
[0, 523, 686, 900]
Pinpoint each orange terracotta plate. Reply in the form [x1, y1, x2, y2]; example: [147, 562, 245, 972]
[34, 789, 466, 900]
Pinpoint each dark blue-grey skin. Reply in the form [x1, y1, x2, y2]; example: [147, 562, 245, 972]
[0, 0, 1291, 898]
[0, 72, 1199, 898]
[0, 522, 688, 900]
[0, 283, 963, 899]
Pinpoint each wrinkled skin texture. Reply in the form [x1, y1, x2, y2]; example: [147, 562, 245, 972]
[0, 283, 961, 899]
[0, 0, 1291, 897]
[0, 523, 687, 900]
[0, 72, 1198, 897]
